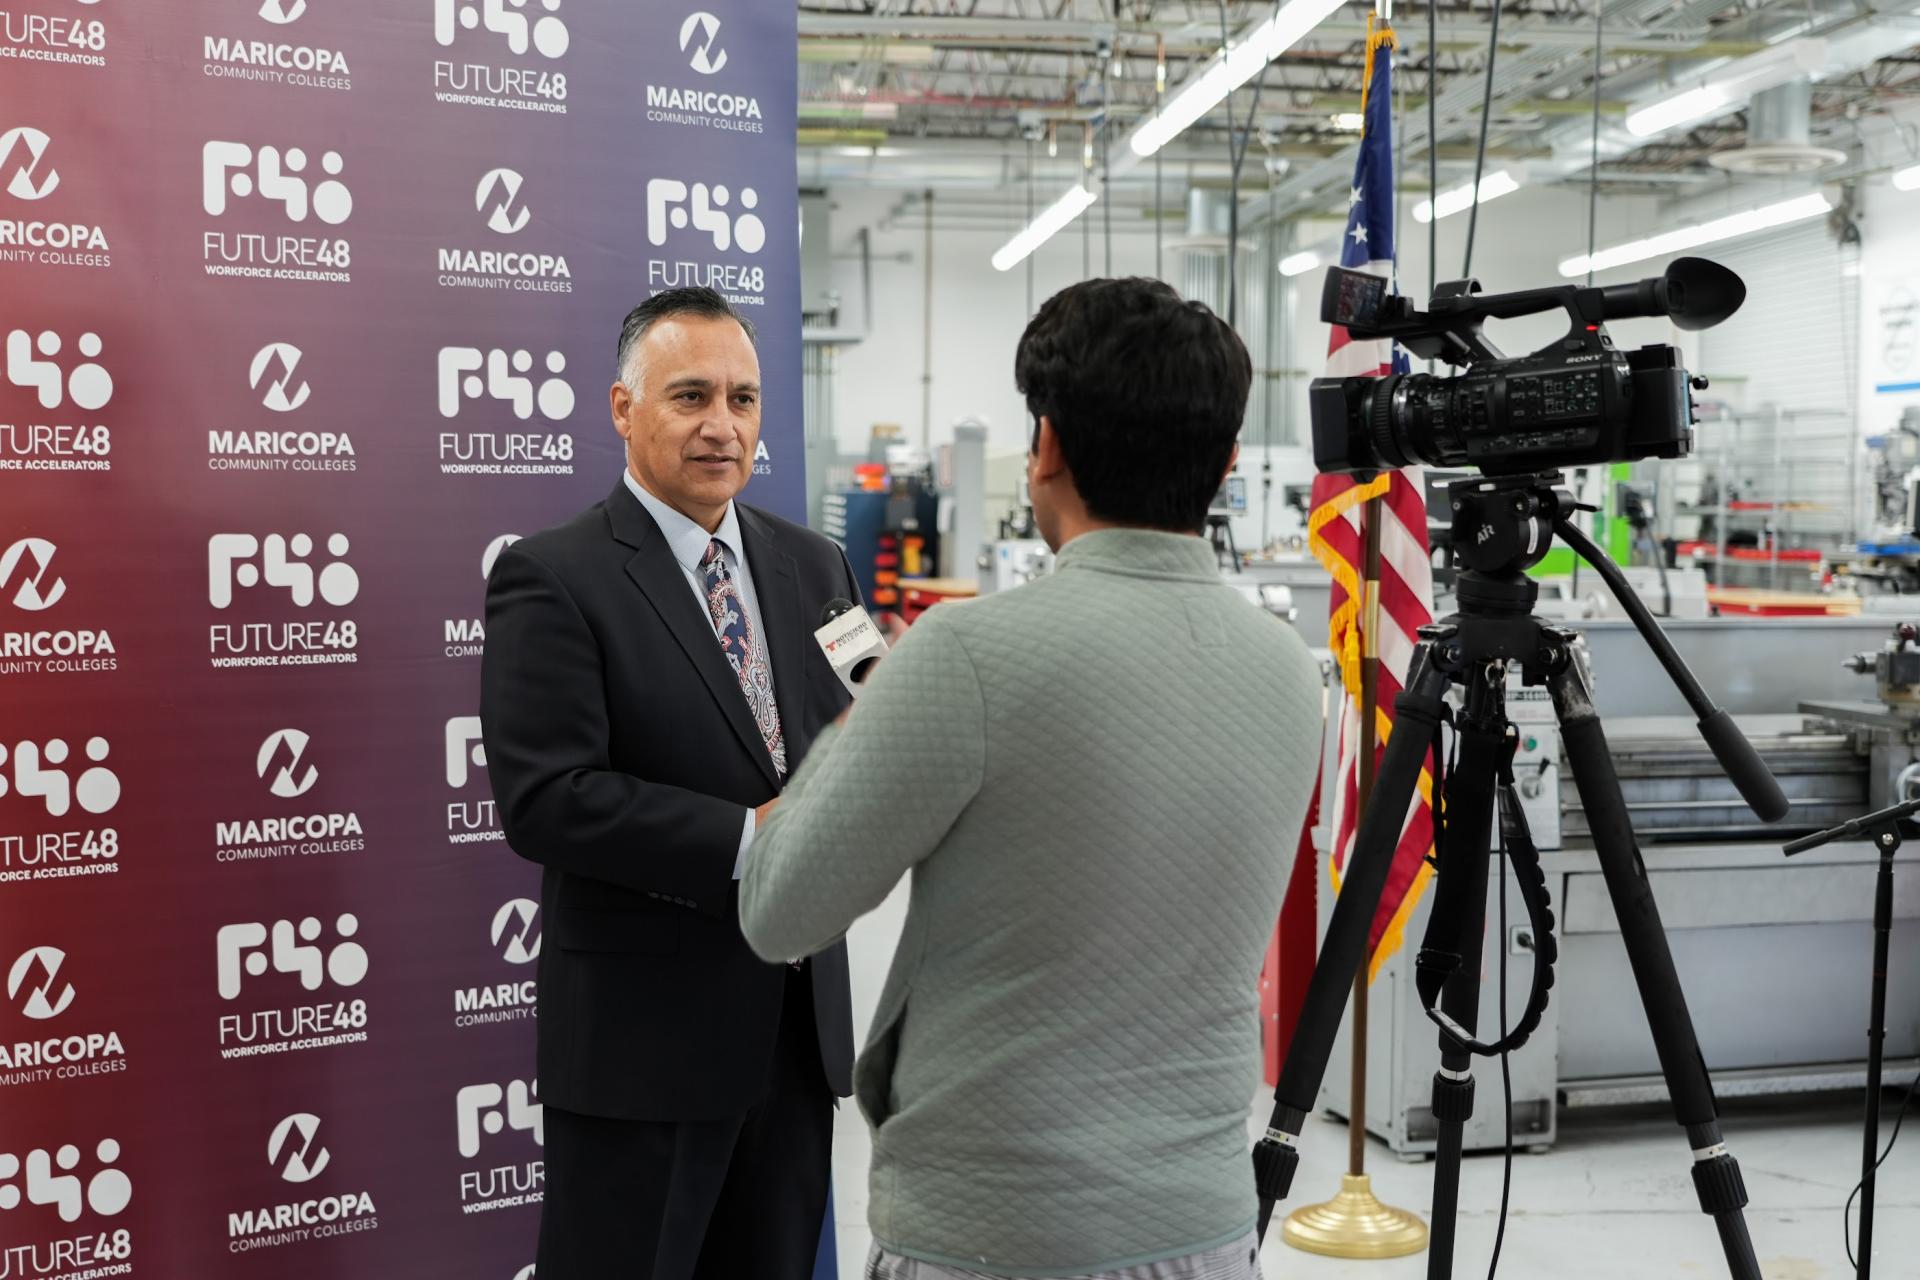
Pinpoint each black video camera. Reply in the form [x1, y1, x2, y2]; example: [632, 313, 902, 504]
[1309, 258, 1744, 476]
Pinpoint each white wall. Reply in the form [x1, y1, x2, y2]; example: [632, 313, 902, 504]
[1858, 180, 1920, 441]
[821, 187, 1167, 461]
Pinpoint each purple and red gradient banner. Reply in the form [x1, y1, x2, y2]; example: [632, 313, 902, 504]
[1, 2, 801, 1276]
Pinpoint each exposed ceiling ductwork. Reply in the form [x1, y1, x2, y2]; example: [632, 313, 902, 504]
[799, 0, 1920, 225]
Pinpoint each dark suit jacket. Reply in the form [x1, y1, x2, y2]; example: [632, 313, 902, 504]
[480, 479, 857, 1121]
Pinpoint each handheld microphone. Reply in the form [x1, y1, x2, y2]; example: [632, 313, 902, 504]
[814, 597, 890, 696]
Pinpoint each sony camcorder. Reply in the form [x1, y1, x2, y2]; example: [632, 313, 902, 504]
[1309, 257, 1745, 476]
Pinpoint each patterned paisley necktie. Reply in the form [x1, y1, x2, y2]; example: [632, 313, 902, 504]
[700, 538, 786, 777]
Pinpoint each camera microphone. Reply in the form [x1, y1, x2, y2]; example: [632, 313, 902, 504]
[815, 598, 890, 696]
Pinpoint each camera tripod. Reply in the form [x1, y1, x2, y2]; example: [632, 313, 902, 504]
[1254, 471, 1792, 1280]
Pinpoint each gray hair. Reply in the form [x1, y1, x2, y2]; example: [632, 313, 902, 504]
[615, 287, 757, 393]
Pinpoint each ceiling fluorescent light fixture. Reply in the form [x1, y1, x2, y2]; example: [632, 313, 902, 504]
[1278, 250, 1322, 277]
[1127, 0, 1346, 158]
[1625, 38, 1825, 139]
[1894, 163, 1920, 191]
[1557, 191, 1831, 277]
[1414, 170, 1521, 223]
[992, 184, 1098, 272]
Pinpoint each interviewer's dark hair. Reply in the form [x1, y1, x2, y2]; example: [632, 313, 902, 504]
[1015, 278, 1250, 533]
[616, 287, 756, 388]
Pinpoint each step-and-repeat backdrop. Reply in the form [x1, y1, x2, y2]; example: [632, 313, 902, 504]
[2, 2, 802, 1275]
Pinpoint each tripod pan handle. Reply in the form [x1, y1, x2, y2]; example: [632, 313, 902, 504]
[1698, 709, 1789, 823]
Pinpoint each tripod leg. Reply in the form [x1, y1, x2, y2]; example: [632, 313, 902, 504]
[1419, 668, 1505, 1280]
[1548, 652, 1763, 1280]
[1256, 648, 1452, 1233]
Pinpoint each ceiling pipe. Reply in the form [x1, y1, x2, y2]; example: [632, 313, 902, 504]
[796, 12, 1735, 54]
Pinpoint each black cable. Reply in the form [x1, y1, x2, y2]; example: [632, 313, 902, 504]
[1082, 154, 1091, 280]
[1025, 135, 1035, 318]
[1461, 0, 1504, 278]
[1585, 0, 1603, 286]
[1221, 1, 1281, 329]
[1426, 0, 1438, 372]
[1488, 775, 1515, 1280]
[1154, 135, 1163, 280]
[1846, 1068, 1920, 1271]
[1102, 40, 1113, 277]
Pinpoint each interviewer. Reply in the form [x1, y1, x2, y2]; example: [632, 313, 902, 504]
[740, 277, 1322, 1280]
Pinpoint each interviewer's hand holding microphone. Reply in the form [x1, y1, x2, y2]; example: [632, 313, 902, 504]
[756, 596, 900, 825]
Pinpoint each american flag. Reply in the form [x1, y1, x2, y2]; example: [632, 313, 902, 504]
[1305, 21, 1437, 979]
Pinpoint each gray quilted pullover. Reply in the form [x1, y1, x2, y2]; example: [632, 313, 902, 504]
[740, 528, 1322, 1277]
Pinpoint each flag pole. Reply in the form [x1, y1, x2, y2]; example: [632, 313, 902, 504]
[1350, 492, 1383, 1181]
[1282, 5, 1430, 1260]
[1283, 491, 1427, 1260]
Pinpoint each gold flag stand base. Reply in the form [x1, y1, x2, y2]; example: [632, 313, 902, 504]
[1281, 1173, 1429, 1259]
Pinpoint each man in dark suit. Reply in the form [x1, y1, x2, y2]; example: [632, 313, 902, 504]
[480, 286, 857, 1279]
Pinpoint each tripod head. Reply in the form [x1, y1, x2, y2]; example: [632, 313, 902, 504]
[1437, 470, 1789, 823]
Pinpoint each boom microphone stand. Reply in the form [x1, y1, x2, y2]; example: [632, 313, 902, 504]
[1781, 795, 1920, 1280]
[1253, 471, 1792, 1280]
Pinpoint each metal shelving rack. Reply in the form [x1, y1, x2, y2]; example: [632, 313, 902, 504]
[1674, 408, 1864, 592]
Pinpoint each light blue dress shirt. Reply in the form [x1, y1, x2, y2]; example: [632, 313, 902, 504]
[623, 469, 766, 876]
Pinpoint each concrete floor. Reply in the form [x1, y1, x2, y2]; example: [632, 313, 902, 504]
[830, 1090, 1918, 1279]
[828, 886, 1918, 1279]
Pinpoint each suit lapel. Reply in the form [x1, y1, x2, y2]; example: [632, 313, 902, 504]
[737, 504, 808, 742]
[606, 482, 782, 791]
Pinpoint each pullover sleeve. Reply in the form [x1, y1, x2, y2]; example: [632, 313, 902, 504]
[739, 605, 986, 960]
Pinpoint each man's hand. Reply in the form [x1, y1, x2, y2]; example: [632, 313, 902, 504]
[755, 796, 779, 826]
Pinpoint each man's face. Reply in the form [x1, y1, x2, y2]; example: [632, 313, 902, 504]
[612, 315, 761, 525]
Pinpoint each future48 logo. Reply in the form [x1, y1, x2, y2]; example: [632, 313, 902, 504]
[207, 530, 362, 670]
[431, 0, 570, 116]
[201, 139, 353, 284]
[0, 1136, 134, 1280]
[0, 4, 110, 69]
[444, 715, 506, 845]
[436, 345, 576, 479]
[645, 176, 768, 307]
[1, 326, 114, 472]
[456, 1077, 544, 1211]
[0, 731, 122, 890]
[216, 913, 372, 1060]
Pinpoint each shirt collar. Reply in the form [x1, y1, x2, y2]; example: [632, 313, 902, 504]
[622, 469, 744, 575]
[1052, 528, 1220, 581]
